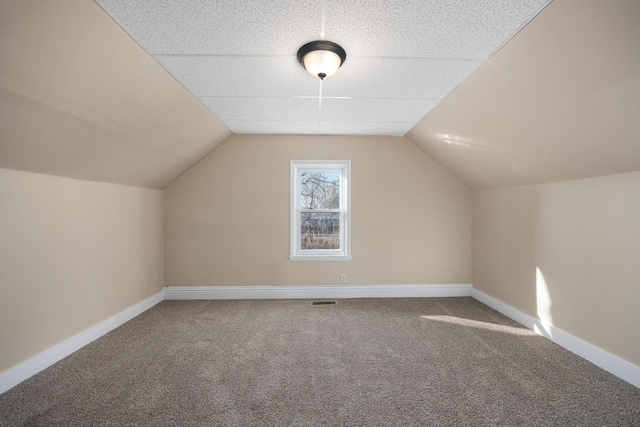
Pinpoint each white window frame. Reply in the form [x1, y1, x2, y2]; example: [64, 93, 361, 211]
[290, 160, 351, 262]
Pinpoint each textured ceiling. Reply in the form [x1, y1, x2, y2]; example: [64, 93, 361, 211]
[4, 0, 635, 192]
[95, 0, 550, 136]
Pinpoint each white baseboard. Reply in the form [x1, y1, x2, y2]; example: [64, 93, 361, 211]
[164, 284, 473, 300]
[5, 286, 636, 394]
[471, 288, 640, 389]
[0, 291, 164, 394]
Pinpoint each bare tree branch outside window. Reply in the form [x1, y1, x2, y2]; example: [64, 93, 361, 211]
[300, 172, 340, 249]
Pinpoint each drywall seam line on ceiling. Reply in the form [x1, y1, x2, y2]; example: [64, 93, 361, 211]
[153, 54, 485, 62]
[293, 96, 352, 100]
[198, 95, 439, 101]
[153, 54, 299, 58]
[216, 119, 417, 125]
[320, 0, 327, 39]
[317, 80, 323, 133]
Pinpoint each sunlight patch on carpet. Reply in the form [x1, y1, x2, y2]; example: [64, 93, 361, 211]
[420, 315, 536, 336]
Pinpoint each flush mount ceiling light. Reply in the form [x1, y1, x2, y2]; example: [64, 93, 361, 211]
[297, 40, 346, 80]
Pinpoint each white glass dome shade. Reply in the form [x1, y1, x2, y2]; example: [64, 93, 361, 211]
[297, 41, 346, 80]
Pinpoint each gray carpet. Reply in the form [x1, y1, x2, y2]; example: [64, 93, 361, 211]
[0, 298, 638, 426]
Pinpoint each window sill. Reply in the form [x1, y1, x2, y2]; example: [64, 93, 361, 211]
[289, 255, 352, 262]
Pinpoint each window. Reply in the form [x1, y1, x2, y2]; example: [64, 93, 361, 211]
[290, 160, 351, 261]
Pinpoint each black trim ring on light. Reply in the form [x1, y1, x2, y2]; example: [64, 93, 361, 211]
[297, 40, 347, 69]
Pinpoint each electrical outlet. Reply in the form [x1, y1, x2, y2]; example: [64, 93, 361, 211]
[340, 273, 347, 284]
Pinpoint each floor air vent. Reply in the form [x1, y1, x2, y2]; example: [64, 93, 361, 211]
[312, 301, 336, 305]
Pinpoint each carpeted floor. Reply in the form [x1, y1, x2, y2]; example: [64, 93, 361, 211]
[0, 297, 638, 426]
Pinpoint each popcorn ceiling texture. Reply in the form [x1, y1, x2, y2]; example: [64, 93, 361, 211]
[96, 0, 550, 135]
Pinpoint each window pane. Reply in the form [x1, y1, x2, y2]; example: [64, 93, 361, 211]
[299, 172, 340, 209]
[300, 212, 340, 250]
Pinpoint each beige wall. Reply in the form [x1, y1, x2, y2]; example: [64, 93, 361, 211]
[0, 0, 231, 189]
[473, 171, 640, 366]
[165, 135, 471, 286]
[0, 168, 164, 373]
[407, 0, 640, 191]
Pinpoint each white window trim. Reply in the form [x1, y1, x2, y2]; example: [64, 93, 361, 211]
[290, 160, 352, 262]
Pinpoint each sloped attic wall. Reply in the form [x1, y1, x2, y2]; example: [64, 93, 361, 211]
[0, 0, 230, 190]
[406, 0, 640, 370]
[164, 135, 472, 286]
[407, 0, 640, 190]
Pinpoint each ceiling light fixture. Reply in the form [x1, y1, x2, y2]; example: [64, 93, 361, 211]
[297, 40, 346, 80]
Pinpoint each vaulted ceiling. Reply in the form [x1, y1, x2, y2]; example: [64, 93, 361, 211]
[95, 0, 549, 136]
[0, 0, 639, 190]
